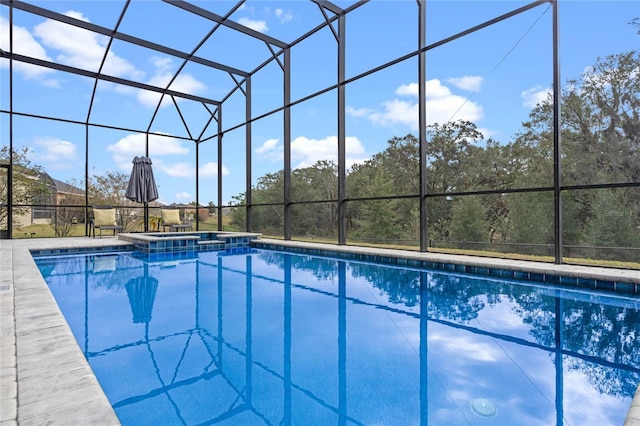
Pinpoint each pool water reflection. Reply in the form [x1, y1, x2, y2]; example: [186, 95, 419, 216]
[35, 249, 640, 425]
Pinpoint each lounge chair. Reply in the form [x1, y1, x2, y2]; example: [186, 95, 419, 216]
[160, 207, 193, 232]
[90, 205, 124, 238]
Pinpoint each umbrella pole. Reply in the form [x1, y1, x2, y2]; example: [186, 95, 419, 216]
[144, 202, 149, 232]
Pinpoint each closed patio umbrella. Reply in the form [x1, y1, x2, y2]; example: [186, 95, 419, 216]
[125, 156, 159, 204]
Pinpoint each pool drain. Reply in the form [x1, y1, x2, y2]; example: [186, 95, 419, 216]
[470, 398, 498, 418]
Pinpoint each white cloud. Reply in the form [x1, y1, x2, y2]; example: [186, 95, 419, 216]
[0, 16, 57, 81]
[148, 160, 228, 179]
[29, 137, 78, 170]
[137, 73, 202, 107]
[199, 162, 229, 177]
[255, 135, 368, 171]
[33, 11, 143, 80]
[159, 162, 195, 178]
[106, 55, 205, 108]
[291, 136, 367, 169]
[446, 76, 483, 92]
[151, 56, 173, 73]
[275, 9, 293, 23]
[522, 85, 551, 108]
[346, 106, 374, 117]
[369, 99, 418, 129]
[136, 59, 206, 108]
[107, 133, 189, 170]
[255, 138, 279, 154]
[395, 82, 419, 97]
[175, 191, 191, 201]
[476, 127, 493, 139]
[238, 17, 268, 33]
[41, 79, 61, 89]
[368, 78, 484, 130]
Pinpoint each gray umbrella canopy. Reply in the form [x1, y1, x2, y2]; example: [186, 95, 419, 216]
[125, 156, 159, 203]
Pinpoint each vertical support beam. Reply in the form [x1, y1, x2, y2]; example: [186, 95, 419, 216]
[85, 125, 90, 236]
[219, 107, 225, 231]
[245, 81, 253, 232]
[245, 77, 252, 233]
[552, 0, 563, 264]
[7, 4, 14, 238]
[417, 0, 428, 252]
[337, 14, 347, 245]
[144, 134, 150, 231]
[284, 48, 292, 240]
[215, 110, 223, 231]
[195, 141, 199, 231]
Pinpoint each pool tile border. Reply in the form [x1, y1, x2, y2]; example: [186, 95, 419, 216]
[253, 239, 640, 295]
[30, 244, 134, 257]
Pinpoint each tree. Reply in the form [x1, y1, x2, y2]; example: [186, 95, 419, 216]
[290, 160, 338, 238]
[234, 170, 286, 235]
[89, 170, 130, 205]
[580, 189, 640, 261]
[89, 170, 141, 232]
[562, 51, 640, 186]
[448, 196, 490, 243]
[0, 147, 51, 230]
[348, 173, 405, 242]
[513, 49, 640, 253]
[426, 120, 483, 194]
[49, 190, 84, 237]
[229, 193, 247, 231]
[346, 136, 420, 243]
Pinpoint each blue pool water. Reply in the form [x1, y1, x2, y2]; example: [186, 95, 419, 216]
[34, 249, 640, 425]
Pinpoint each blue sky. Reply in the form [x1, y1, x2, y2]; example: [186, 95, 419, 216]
[1, 0, 638, 205]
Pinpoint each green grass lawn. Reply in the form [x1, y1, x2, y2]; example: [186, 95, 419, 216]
[8, 221, 638, 270]
[278, 236, 640, 270]
[11, 215, 238, 238]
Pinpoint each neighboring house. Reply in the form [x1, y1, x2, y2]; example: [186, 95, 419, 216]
[13, 173, 85, 227]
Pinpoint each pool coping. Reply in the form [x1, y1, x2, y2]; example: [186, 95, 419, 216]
[1, 237, 129, 425]
[1, 236, 639, 425]
[254, 239, 640, 291]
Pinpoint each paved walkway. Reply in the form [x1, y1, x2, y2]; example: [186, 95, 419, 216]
[1, 237, 639, 425]
[1, 237, 128, 426]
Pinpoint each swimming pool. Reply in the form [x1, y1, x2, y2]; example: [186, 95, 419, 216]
[34, 248, 640, 425]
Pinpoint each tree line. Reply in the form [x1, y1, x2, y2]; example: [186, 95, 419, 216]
[231, 49, 640, 261]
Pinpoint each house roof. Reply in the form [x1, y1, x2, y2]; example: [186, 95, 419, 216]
[50, 177, 84, 196]
[37, 173, 84, 196]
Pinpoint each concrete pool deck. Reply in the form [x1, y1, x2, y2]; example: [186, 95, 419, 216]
[1, 236, 639, 425]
